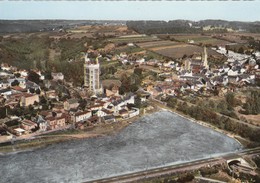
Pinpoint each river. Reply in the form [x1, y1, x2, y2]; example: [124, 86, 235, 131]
[0, 111, 242, 183]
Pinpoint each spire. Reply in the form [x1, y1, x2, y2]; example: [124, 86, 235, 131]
[203, 46, 208, 69]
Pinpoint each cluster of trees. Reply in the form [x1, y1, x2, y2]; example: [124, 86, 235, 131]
[164, 96, 260, 143]
[0, 34, 109, 85]
[126, 20, 260, 35]
[183, 92, 239, 119]
[126, 21, 202, 35]
[242, 90, 260, 115]
[177, 101, 260, 142]
[0, 36, 50, 70]
[119, 67, 143, 95]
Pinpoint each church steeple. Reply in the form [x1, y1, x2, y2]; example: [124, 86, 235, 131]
[203, 46, 208, 69]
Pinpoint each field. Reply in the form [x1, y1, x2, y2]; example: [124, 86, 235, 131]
[108, 35, 160, 43]
[234, 33, 260, 41]
[68, 25, 135, 35]
[155, 44, 222, 59]
[169, 34, 231, 47]
[136, 40, 180, 49]
[136, 40, 223, 59]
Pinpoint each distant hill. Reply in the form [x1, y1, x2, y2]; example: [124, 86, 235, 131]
[1, 19, 260, 34]
[126, 19, 260, 34]
[0, 20, 126, 33]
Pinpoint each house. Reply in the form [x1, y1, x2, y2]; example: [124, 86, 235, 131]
[21, 119, 37, 133]
[97, 108, 113, 117]
[103, 115, 116, 123]
[51, 72, 64, 81]
[0, 88, 12, 97]
[102, 80, 121, 97]
[20, 93, 39, 107]
[0, 80, 10, 89]
[11, 86, 27, 92]
[64, 98, 79, 111]
[46, 115, 66, 130]
[26, 81, 40, 90]
[45, 90, 59, 100]
[147, 86, 163, 97]
[17, 70, 28, 77]
[8, 78, 26, 88]
[87, 116, 99, 124]
[36, 115, 48, 132]
[0, 70, 14, 78]
[4, 120, 20, 135]
[119, 109, 129, 118]
[128, 108, 140, 118]
[1, 63, 11, 71]
[105, 85, 120, 97]
[72, 110, 91, 123]
[14, 128, 26, 136]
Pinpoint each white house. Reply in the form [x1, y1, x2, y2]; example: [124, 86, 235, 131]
[128, 108, 140, 118]
[72, 110, 92, 123]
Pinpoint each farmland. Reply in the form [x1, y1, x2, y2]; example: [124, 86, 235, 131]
[136, 39, 223, 59]
[153, 44, 222, 59]
[169, 34, 231, 47]
[136, 40, 180, 49]
[108, 35, 160, 43]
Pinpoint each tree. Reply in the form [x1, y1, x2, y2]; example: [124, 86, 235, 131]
[225, 92, 236, 108]
[11, 80, 19, 86]
[133, 67, 143, 77]
[44, 71, 53, 80]
[28, 70, 40, 84]
[29, 88, 35, 93]
[166, 97, 177, 108]
[134, 96, 142, 108]
[0, 107, 7, 119]
[119, 73, 131, 95]
[238, 47, 244, 54]
[14, 73, 21, 78]
[35, 88, 41, 94]
[243, 90, 260, 114]
[39, 96, 47, 104]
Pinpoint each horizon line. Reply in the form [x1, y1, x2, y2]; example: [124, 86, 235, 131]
[0, 19, 259, 22]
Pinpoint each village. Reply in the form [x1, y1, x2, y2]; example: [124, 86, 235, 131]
[0, 41, 260, 145]
[0, 52, 141, 142]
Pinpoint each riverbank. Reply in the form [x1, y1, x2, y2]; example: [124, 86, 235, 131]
[149, 98, 254, 148]
[0, 99, 250, 154]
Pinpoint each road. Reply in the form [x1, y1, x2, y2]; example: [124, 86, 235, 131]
[86, 147, 260, 183]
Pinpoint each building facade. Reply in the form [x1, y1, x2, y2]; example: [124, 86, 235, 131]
[84, 54, 102, 94]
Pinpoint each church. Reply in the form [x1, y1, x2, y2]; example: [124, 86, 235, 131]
[183, 46, 209, 72]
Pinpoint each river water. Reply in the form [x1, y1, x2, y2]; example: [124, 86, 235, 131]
[0, 111, 242, 183]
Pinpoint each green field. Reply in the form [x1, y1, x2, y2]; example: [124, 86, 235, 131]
[108, 36, 159, 43]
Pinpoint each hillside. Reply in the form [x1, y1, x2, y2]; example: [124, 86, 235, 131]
[0, 20, 126, 33]
[126, 20, 260, 34]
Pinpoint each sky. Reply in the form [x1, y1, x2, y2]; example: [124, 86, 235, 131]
[0, 1, 259, 21]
